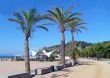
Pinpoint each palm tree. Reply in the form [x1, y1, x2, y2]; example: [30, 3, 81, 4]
[9, 8, 48, 73]
[66, 19, 86, 64]
[46, 6, 79, 68]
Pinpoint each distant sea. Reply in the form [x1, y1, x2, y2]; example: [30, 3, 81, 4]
[0, 56, 15, 58]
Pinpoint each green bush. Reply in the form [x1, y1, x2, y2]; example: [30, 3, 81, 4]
[48, 55, 55, 61]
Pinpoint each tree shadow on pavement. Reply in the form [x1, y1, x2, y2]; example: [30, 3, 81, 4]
[51, 68, 72, 78]
[78, 61, 94, 65]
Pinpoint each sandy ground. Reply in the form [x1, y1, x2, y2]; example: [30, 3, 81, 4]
[0, 61, 59, 78]
[0, 59, 110, 78]
[33, 59, 110, 78]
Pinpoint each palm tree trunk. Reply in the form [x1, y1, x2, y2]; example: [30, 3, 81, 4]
[71, 30, 76, 63]
[61, 31, 65, 68]
[24, 36, 30, 73]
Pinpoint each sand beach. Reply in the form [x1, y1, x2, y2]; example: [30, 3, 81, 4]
[0, 61, 59, 78]
[0, 58, 110, 78]
[33, 59, 110, 78]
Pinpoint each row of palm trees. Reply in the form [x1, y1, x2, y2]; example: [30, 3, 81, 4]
[9, 6, 86, 73]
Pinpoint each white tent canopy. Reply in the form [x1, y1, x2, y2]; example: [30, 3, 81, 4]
[42, 50, 54, 57]
[31, 50, 37, 57]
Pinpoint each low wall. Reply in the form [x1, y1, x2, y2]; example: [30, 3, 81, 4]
[8, 62, 73, 78]
[36, 66, 53, 75]
[65, 62, 72, 68]
[54, 65, 63, 71]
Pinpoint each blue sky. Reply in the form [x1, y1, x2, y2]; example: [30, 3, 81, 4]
[0, 0, 110, 55]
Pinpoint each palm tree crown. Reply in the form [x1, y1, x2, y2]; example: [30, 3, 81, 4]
[66, 19, 87, 34]
[46, 6, 80, 32]
[9, 8, 48, 37]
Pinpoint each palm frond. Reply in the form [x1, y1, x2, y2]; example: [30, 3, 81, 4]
[65, 13, 81, 22]
[47, 10, 61, 23]
[8, 18, 26, 33]
[76, 23, 86, 26]
[55, 8, 63, 22]
[45, 14, 59, 23]
[13, 12, 25, 25]
[65, 17, 80, 23]
[21, 10, 29, 25]
[78, 25, 87, 30]
[9, 18, 23, 25]
[65, 17, 87, 35]
[48, 10, 58, 19]
[75, 29, 82, 35]
[36, 25, 48, 31]
[64, 5, 74, 19]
